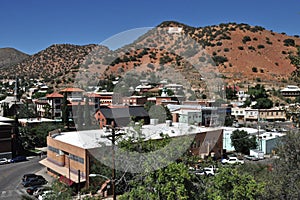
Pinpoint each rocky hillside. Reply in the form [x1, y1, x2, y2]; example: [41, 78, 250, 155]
[2, 21, 300, 92]
[0, 44, 110, 89]
[0, 48, 29, 68]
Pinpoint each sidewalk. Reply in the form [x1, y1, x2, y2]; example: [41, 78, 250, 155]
[35, 166, 55, 184]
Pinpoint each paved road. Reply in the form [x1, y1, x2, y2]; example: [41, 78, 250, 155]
[0, 156, 45, 200]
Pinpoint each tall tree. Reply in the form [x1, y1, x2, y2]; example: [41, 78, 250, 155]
[76, 102, 83, 130]
[207, 167, 265, 200]
[119, 162, 197, 200]
[61, 92, 69, 128]
[262, 130, 300, 199]
[231, 130, 257, 154]
[84, 97, 92, 128]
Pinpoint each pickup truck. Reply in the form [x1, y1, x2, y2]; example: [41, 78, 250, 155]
[221, 156, 244, 165]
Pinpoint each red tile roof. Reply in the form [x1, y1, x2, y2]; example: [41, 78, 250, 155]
[46, 92, 64, 98]
[85, 93, 102, 98]
[60, 88, 85, 92]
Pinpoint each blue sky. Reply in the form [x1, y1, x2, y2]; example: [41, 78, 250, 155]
[0, 0, 299, 55]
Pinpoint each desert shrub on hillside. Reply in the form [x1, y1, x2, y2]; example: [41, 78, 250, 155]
[257, 44, 265, 49]
[212, 55, 228, 66]
[242, 36, 251, 44]
[252, 67, 258, 72]
[283, 38, 295, 47]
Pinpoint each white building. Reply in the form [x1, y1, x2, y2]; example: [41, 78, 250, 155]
[236, 90, 250, 102]
[280, 85, 300, 97]
[222, 127, 264, 152]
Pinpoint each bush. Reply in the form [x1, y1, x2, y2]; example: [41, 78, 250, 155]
[212, 55, 228, 65]
[216, 41, 223, 46]
[242, 36, 251, 44]
[238, 46, 244, 50]
[283, 38, 295, 46]
[252, 67, 258, 72]
[266, 40, 273, 45]
[257, 44, 265, 49]
[248, 46, 256, 51]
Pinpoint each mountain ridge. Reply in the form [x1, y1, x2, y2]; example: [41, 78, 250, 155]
[1, 21, 300, 91]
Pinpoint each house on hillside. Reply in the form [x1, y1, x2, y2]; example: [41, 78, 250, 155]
[280, 85, 300, 97]
[46, 92, 64, 120]
[60, 88, 85, 102]
[0, 96, 23, 117]
[94, 106, 150, 128]
[244, 108, 286, 122]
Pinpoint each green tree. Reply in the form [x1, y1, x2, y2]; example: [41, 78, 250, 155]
[225, 86, 237, 100]
[262, 130, 300, 199]
[119, 163, 196, 200]
[208, 167, 265, 200]
[19, 123, 65, 148]
[61, 93, 69, 128]
[231, 130, 257, 154]
[247, 84, 268, 100]
[76, 102, 83, 130]
[224, 115, 235, 126]
[43, 104, 52, 118]
[84, 97, 92, 128]
[252, 98, 273, 109]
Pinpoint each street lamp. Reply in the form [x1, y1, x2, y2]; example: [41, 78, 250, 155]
[89, 174, 110, 180]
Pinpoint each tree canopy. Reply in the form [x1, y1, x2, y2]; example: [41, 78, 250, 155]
[208, 167, 265, 200]
[231, 130, 257, 154]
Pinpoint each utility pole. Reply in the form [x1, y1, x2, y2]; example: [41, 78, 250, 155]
[12, 76, 19, 157]
[103, 121, 124, 200]
[78, 169, 81, 199]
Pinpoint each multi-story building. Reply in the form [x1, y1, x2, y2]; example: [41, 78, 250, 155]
[122, 96, 147, 106]
[280, 85, 300, 97]
[244, 108, 286, 122]
[231, 107, 246, 123]
[40, 122, 224, 188]
[39, 129, 110, 187]
[94, 106, 150, 128]
[46, 92, 64, 120]
[0, 117, 14, 159]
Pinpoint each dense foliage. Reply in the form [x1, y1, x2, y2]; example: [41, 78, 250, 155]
[231, 130, 257, 154]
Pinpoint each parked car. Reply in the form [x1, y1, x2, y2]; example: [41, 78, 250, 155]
[33, 186, 52, 197]
[22, 176, 47, 187]
[202, 167, 218, 176]
[10, 156, 27, 163]
[26, 185, 42, 195]
[38, 190, 56, 200]
[244, 155, 259, 161]
[221, 156, 244, 165]
[0, 158, 9, 165]
[190, 166, 218, 176]
[249, 149, 264, 160]
[22, 174, 40, 182]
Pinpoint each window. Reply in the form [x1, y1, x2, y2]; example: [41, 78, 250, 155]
[48, 146, 59, 154]
[69, 154, 84, 164]
[55, 99, 61, 104]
